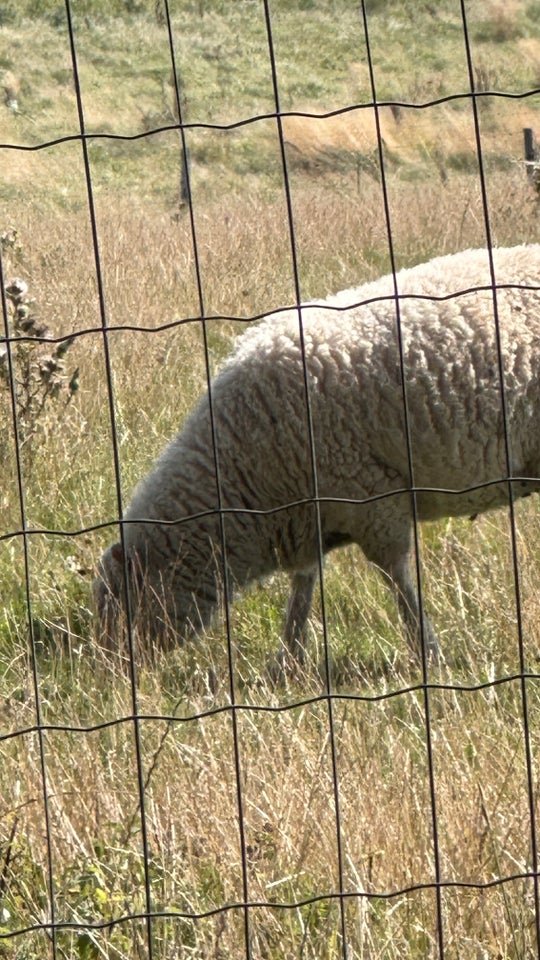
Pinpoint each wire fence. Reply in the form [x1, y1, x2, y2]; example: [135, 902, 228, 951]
[1, 0, 540, 957]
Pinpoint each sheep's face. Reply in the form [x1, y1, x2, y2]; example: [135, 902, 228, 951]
[93, 542, 133, 647]
[93, 540, 218, 652]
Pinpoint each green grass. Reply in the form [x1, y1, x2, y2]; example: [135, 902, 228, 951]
[1, 1, 540, 957]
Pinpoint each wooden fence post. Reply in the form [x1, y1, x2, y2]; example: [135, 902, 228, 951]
[523, 127, 540, 190]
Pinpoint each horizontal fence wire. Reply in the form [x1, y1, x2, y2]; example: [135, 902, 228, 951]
[1, 0, 540, 958]
[2, 477, 540, 543]
[2, 671, 540, 740]
[2, 88, 540, 152]
[1, 280, 540, 339]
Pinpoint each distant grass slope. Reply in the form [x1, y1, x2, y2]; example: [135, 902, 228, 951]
[0, 0, 539, 208]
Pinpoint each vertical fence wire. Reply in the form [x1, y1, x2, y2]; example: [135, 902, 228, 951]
[161, 2, 253, 952]
[261, 3, 349, 956]
[0, 242, 57, 959]
[0, 0, 539, 957]
[459, 1, 540, 948]
[360, 4, 446, 955]
[63, 2, 155, 956]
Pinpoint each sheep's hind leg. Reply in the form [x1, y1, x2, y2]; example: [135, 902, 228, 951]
[364, 536, 440, 664]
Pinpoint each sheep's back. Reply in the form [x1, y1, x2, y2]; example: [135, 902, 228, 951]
[221, 245, 540, 510]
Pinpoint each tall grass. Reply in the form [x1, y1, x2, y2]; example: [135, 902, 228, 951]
[1, 168, 539, 958]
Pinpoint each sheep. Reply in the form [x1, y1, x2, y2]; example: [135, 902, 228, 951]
[94, 244, 540, 667]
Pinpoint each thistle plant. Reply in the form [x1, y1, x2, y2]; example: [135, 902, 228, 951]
[0, 230, 79, 457]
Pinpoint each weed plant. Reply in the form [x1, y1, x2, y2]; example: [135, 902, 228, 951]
[0, 231, 79, 469]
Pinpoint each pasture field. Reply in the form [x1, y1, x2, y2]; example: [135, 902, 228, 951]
[1, 1, 540, 957]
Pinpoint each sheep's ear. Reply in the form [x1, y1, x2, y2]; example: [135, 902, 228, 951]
[111, 542, 124, 564]
[110, 542, 141, 582]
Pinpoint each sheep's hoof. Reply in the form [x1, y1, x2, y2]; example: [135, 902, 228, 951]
[423, 639, 441, 667]
[266, 646, 306, 686]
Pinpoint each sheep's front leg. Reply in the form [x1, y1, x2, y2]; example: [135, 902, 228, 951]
[391, 554, 439, 662]
[270, 566, 317, 676]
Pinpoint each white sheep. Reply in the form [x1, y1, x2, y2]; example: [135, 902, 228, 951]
[94, 244, 540, 666]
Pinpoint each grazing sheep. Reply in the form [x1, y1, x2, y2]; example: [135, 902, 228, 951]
[94, 244, 540, 665]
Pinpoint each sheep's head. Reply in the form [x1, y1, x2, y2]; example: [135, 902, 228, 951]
[93, 537, 220, 654]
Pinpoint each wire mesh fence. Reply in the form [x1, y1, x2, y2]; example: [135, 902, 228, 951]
[1, 0, 540, 957]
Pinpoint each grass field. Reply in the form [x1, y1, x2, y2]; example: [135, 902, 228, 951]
[1, 1, 540, 957]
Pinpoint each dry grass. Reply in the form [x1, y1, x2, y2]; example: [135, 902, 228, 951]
[1, 638, 538, 957]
